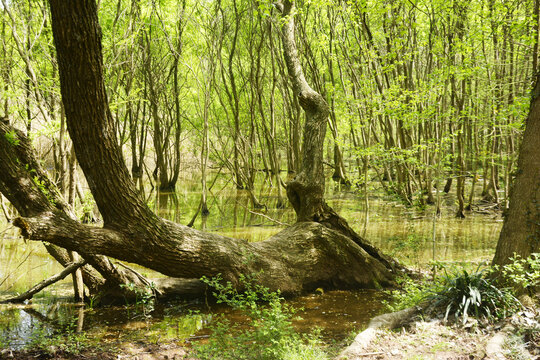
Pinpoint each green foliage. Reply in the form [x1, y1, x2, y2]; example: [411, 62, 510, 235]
[120, 281, 157, 317]
[383, 275, 429, 312]
[194, 274, 328, 360]
[26, 320, 93, 355]
[31, 175, 56, 206]
[385, 263, 521, 324]
[433, 268, 520, 324]
[22, 164, 57, 206]
[500, 253, 540, 291]
[4, 130, 20, 146]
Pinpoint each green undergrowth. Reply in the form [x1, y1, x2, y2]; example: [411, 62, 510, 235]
[193, 273, 329, 360]
[384, 255, 540, 324]
[24, 320, 97, 355]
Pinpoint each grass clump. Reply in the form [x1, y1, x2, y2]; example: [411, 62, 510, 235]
[385, 262, 522, 324]
[433, 267, 520, 324]
[193, 273, 328, 360]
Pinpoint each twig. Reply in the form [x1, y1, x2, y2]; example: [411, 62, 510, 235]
[247, 209, 290, 227]
[355, 352, 384, 356]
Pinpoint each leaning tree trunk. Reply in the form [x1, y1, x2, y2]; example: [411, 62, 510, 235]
[0, 118, 207, 302]
[492, 73, 540, 266]
[0, 0, 399, 297]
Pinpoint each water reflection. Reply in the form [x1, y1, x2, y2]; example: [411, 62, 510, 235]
[0, 299, 81, 349]
[0, 289, 387, 349]
[0, 174, 503, 349]
[150, 174, 500, 265]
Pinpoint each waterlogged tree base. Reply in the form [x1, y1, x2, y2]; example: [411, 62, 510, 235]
[13, 209, 395, 295]
[0, 120, 396, 299]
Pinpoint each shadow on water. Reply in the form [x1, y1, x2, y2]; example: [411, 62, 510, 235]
[0, 172, 502, 349]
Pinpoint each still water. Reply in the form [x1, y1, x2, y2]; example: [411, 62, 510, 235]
[0, 172, 502, 349]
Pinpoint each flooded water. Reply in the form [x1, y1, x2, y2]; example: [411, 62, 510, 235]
[0, 172, 502, 349]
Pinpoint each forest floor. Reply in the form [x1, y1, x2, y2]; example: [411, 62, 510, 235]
[0, 341, 191, 360]
[352, 317, 539, 359]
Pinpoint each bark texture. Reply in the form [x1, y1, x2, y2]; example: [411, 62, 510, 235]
[492, 74, 540, 265]
[280, 0, 329, 222]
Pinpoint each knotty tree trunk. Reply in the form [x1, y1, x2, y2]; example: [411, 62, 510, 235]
[0, 0, 399, 298]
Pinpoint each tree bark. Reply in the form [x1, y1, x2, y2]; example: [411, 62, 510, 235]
[279, 0, 330, 222]
[492, 73, 540, 265]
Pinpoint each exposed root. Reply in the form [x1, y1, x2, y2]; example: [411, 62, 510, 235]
[337, 303, 427, 359]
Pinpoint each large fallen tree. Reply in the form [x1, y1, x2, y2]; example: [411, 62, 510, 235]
[0, 0, 400, 299]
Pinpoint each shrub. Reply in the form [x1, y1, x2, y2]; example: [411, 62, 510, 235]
[433, 268, 521, 324]
[193, 274, 328, 360]
[385, 264, 522, 324]
[383, 275, 429, 312]
[500, 253, 540, 293]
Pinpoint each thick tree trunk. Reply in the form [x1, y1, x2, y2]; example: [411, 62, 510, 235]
[492, 74, 540, 265]
[0, 0, 398, 298]
[0, 121, 202, 301]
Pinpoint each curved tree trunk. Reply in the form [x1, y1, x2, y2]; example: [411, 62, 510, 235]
[277, 0, 396, 268]
[0, 0, 399, 298]
[279, 0, 329, 223]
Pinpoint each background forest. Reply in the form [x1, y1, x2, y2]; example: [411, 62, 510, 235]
[1, 0, 535, 217]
